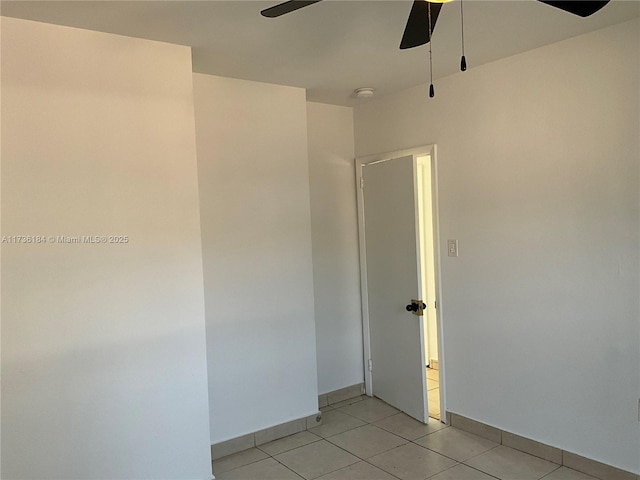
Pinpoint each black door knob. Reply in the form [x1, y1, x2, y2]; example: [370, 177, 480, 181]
[406, 302, 426, 312]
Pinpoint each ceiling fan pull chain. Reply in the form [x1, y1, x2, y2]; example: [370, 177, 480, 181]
[428, 1, 435, 97]
[460, 0, 467, 71]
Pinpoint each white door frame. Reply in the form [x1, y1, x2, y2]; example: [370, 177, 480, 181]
[355, 145, 446, 418]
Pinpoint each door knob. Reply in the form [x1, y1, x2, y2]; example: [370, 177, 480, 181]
[406, 300, 427, 315]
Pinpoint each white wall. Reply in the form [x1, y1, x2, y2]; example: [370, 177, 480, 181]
[306, 102, 363, 394]
[354, 19, 640, 474]
[193, 74, 319, 445]
[0, 16, 3, 480]
[1, 18, 212, 480]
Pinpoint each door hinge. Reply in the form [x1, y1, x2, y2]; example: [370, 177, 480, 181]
[368, 359, 373, 372]
[360, 177, 364, 189]
[434, 300, 437, 309]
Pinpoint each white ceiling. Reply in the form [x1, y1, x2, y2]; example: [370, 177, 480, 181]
[2, 0, 638, 105]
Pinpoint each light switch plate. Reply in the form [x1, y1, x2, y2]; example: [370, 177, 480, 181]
[447, 239, 458, 257]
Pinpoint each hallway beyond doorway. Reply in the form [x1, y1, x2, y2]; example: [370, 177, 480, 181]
[426, 366, 440, 421]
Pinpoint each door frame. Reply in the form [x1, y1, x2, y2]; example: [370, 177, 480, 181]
[355, 145, 446, 418]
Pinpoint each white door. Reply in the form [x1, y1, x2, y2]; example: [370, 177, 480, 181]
[361, 155, 428, 422]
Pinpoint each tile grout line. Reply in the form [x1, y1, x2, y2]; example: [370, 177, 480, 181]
[216, 403, 447, 479]
[316, 398, 457, 478]
[319, 410, 460, 480]
[257, 435, 324, 457]
[220, 398, 583, 480]
[322, 439, 406, 480]
[317, 409, 456, 478]
[212, 455, 267, 477]
[430, 462, 503, 480]
[248, 405, 403, 480]
[538, 464, 565, 480]
[403, 434, 500, 469]
[316, 414, 408, 479]
[312, 406, 429, 480]
[214, 419, 619, 480]
[370, 422, 449, 443]
[270, 456, 306, 479]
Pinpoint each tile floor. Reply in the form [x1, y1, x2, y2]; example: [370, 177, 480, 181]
[213, 396, 597, 480]
[426, 366, 440, 421]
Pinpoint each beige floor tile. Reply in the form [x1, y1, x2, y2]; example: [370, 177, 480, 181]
[326, 424, 407, 459]
[309, 409, 367, 438]
[258, 431, 322, 456]
[428, 463, 496, 479]
[321, 406, 335, 412]
[427, 381, 439, 391]
[428, 389, 440, 411]
[415, 427, 498, 462]
[336, 397, 399, 423]
[368, 443, 457, 480]
[465, 445, 559, 480]
[426, 369, 439, 382]
[213, 447, 269, 474]
[330, 395, 367, 409]
[374, 412, 447, 441]
[215, 458, 303, 479]
[316, 461, 399, 479]
[540, 466, 598, 480]
[274, 439, 360, 479]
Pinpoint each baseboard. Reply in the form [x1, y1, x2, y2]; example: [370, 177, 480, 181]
[211, 412, 322, 460]
[447, 412, 639, 480]
[429, 359, 439, 370]
[318, 383, 365, 408]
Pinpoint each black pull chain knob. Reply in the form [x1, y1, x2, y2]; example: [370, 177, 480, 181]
[461, 55, 467, 71]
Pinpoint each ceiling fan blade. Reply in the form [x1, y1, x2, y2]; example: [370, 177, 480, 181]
[537, 1, 609, 17]
[261, 0, 323, 18]
[400, 1, 443, 50]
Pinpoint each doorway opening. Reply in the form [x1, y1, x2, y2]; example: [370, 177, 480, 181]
[417, 154, 442, 421]
[355, 145, 444, 424]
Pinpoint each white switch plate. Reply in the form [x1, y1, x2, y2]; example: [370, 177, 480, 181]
[447, 239, 458, 257]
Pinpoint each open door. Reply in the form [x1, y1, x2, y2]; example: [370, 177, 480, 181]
[359, 154, 428, 422]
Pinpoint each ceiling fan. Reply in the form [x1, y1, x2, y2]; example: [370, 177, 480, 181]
[261, 0, 610, 50]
